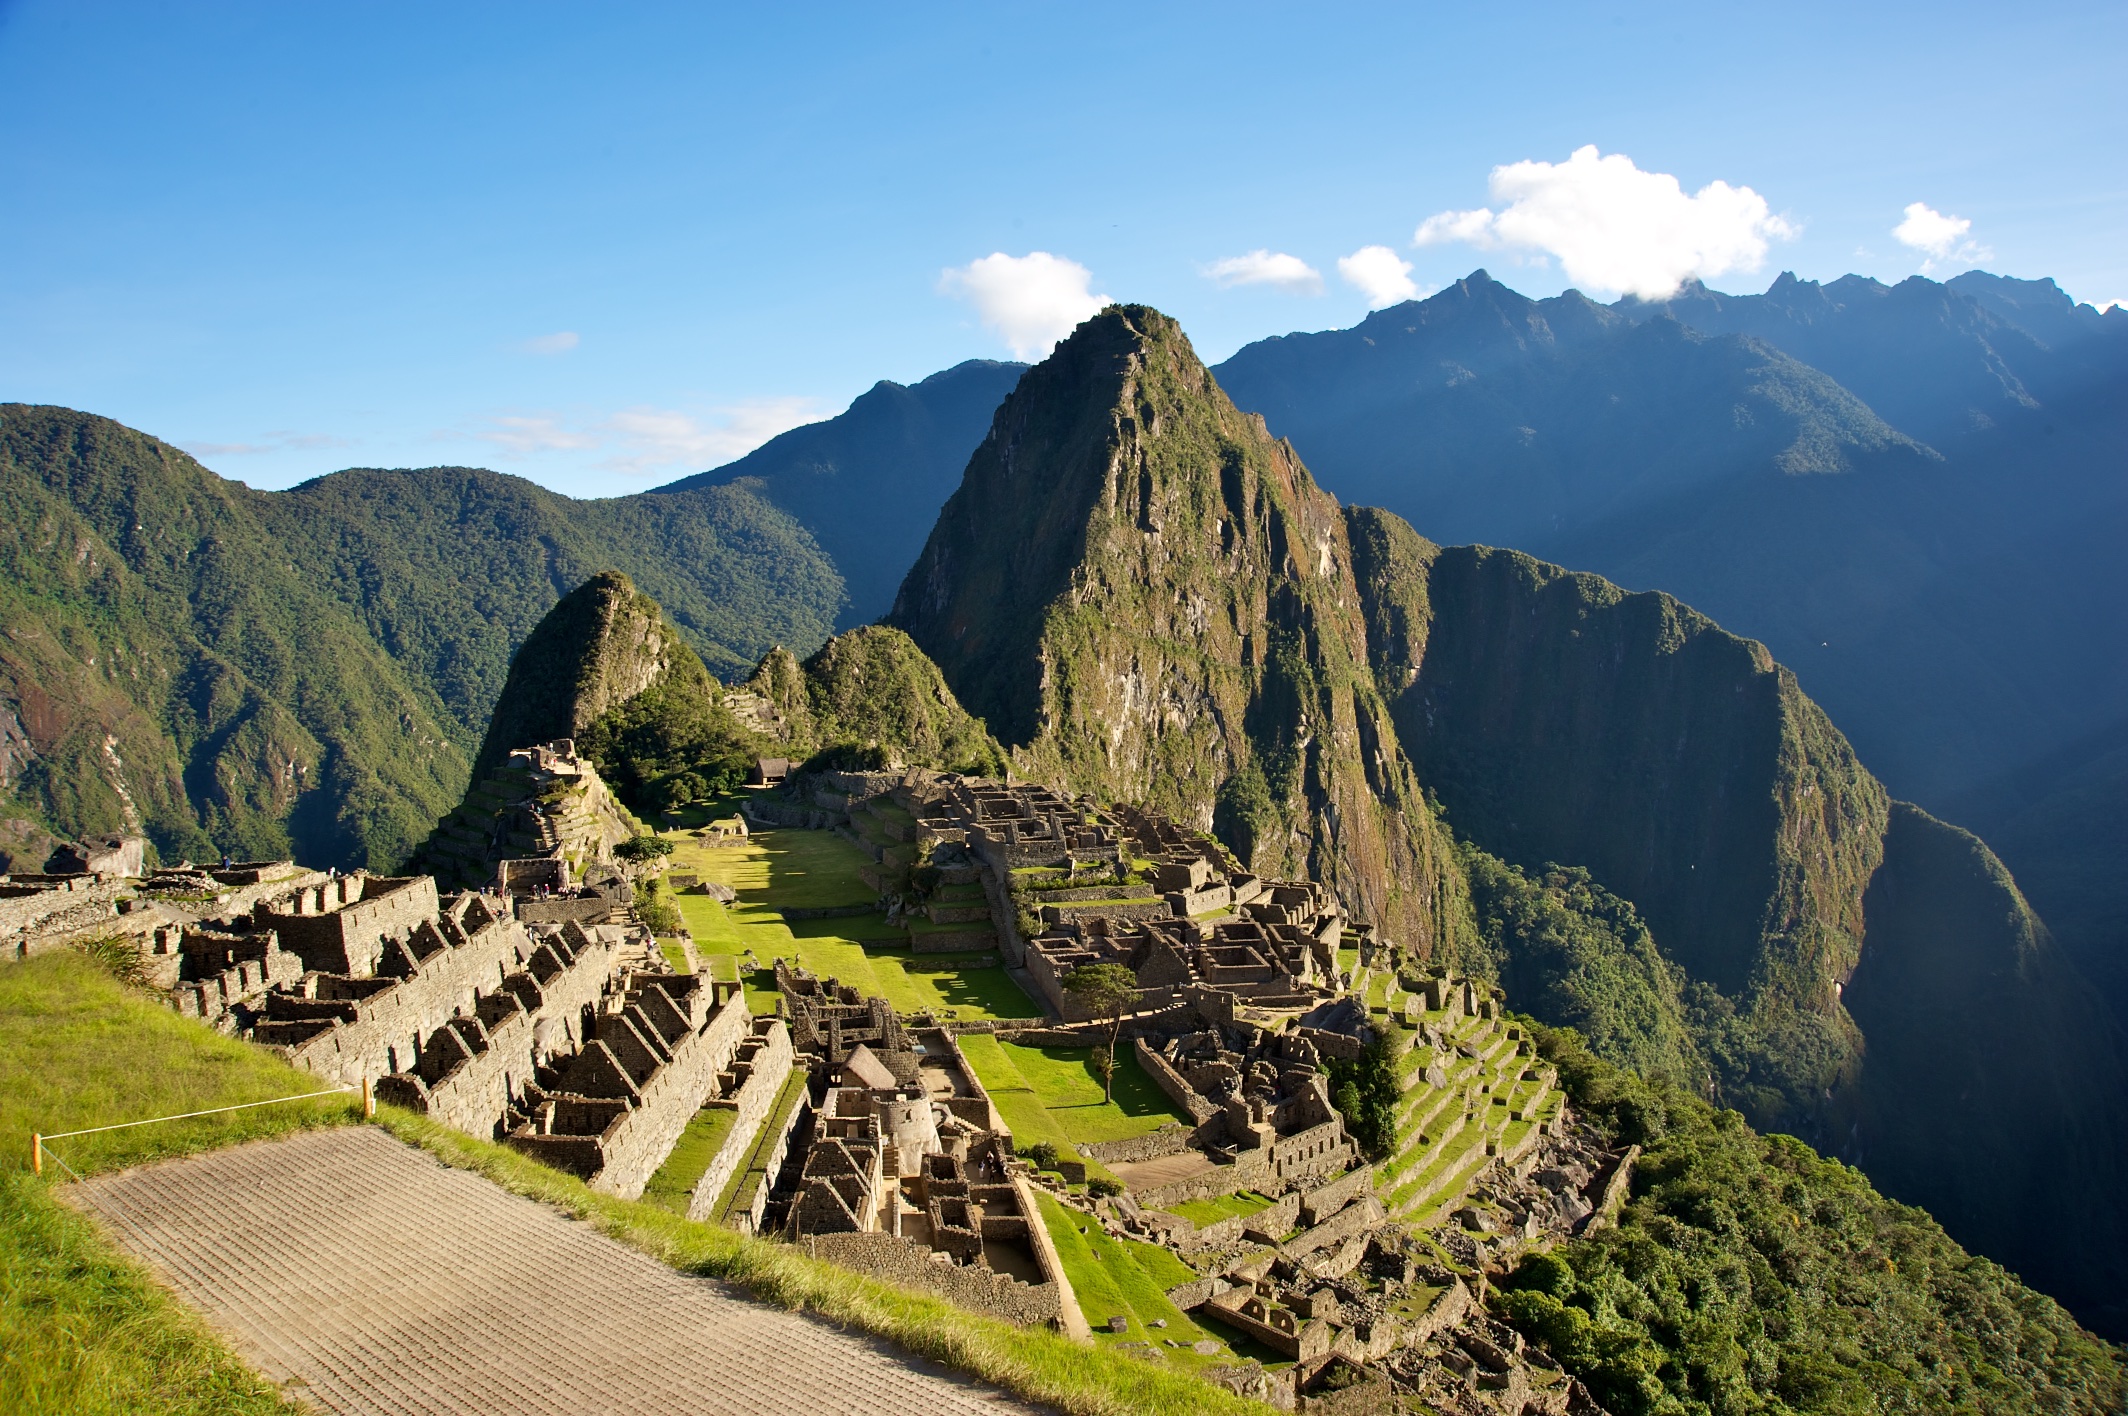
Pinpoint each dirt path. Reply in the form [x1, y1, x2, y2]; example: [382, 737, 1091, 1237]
[73, 1126, 1043, 1416]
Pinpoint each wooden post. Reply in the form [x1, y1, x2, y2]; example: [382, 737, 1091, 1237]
[31, 1133, 41, 1177]
[361, 1077, 375, 1119]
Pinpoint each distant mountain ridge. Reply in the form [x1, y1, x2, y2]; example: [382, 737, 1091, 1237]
[654, 359, 1026, 627]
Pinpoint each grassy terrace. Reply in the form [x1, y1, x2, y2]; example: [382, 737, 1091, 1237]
[957, 1035, 1191, 1152]
[661, 810, 1039, 1023]
[1, 948, 1272, 1416]
[1034, 1193, 1251, 1370]
[1, 951, 359, 1416]
[640, 1104, 739, 1213]
[1166, 1190, 1275, 1228]
[710, 1069, 809, 1227]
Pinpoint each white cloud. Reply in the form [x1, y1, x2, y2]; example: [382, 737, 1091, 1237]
[1413, 145, 1798, 300]
[1337, 245, 1423, 308]
[520, 331, 580, 355]
[1202, 250, 1324, 294]
[601, 398, 822, 472]
[2100, 298, 2127, 314]
[476, 415, 598, 455]
[938, 251, 1111, 359]
[468, 399, 824, 473]
[1892, 202, 1991, 272]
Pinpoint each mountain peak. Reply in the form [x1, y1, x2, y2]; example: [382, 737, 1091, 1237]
[888, 303, 1463, 951]
[467, 569, 702, 783]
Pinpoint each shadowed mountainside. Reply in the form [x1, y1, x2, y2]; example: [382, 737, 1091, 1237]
[655, 359, 1027, 628]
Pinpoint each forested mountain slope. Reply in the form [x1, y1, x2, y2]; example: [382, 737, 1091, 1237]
[889, 304, 2128, 1335]
[0, 405, 841, 870]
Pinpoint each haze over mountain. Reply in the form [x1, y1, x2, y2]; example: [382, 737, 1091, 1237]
[884, 303, 2128, 1335]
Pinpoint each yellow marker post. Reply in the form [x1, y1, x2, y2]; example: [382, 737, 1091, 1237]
[31, 1133, 41, 1176]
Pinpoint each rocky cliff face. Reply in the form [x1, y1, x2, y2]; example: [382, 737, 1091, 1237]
[888, 305, 1466, 955]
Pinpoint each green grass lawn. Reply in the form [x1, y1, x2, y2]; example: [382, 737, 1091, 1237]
[640, 1105, 739, 1213]
[1, 951, 361, 1178]
[664, 823, 1038, 1023]
[1, 950, 357, 1416]
[1166, 1191, 1275, 1228]
[956, 1035, 1189, 1154]
[1034, 1193, 1243, 1372]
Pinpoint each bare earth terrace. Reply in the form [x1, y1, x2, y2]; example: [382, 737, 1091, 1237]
[71, 1126, 1042, 1416]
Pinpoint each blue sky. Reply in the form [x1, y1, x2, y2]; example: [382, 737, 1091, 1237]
[1, 1, 2121, 498]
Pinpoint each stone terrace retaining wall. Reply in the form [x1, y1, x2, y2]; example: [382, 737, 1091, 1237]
[591, 986, 754, 1201]
[687, 1020, 795, 1222]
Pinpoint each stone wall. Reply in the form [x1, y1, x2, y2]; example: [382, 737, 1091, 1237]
[590, 984, 753, 1200]
[1, 876, 133, 959]
[1133, 1036, 1223, 1125]
[1299, 1165, 1376, 1226]
[735, 1090, 812, 1236]
[258, 875, 439, 977]
[1082, 1121, 1198, 1166]
[798, 1232, 1063, 1327]
[687, 1019, 795, 1222]
[282, 908, 581, 1088]
[977, 860, 1027, 969]
[1172, 1192, 1303, 1253]
[370, 930, 619, 1137]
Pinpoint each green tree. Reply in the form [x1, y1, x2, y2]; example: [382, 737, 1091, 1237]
[1063, 963, 1139, 1101]
[1325, 1027, 1400, 1159]
[615, 835, 674, 864]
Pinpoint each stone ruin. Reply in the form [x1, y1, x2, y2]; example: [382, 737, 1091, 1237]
[415, 739, 642, 898]
[501, 970, 767, 1199]
[760, 963, 1072, 1329]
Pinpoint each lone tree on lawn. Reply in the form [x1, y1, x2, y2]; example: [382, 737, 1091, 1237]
[1063, 962, 1139, 1102]
[615, 835, 674, 865]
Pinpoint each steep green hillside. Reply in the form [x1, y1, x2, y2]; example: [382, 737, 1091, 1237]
[656, 360, 1025, 628]
[1459, 846, 1704, 1089]
[1392, 536, 1888, 1120]
[1351, 519, 2128, 1334]
[0, 406, 842, 870]
[745, 625, 1006, 776]
[1953, 715, 2128, 1034]
[264, 463, 842, 723]
[1843, 804, 2128, 1340]
[0, 405, 469, 869]
[1502, 1024, 2125, 1415]
[887, 305, 1469, 956]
